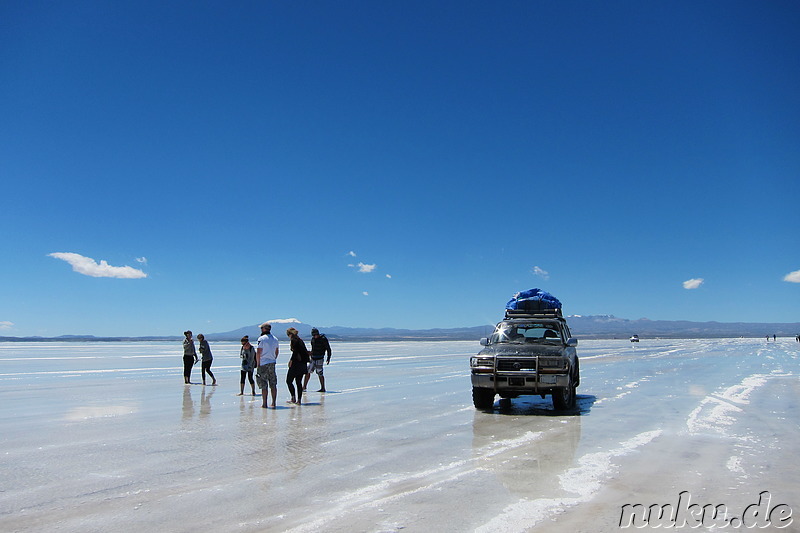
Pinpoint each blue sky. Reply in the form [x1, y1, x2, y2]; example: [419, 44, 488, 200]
[2, 1, 798, 337]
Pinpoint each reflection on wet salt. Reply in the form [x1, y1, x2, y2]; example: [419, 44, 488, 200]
[0, 339, 796, 533]
[65, 404, 138, 421]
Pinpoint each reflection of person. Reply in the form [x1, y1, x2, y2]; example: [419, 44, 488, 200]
[286, 327, 310, 404]
[304, 328, 332, 392]
[183, 330, 198, 384]
[256, 323, 280, 409]
[238, 336, 257, 396]
[197, 334, 217, 386]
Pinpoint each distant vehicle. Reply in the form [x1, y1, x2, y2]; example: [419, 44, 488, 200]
[630, 335, 640, 342]
[470, 306, 579, 410]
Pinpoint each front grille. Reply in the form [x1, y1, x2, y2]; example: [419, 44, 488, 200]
[496, 359, 537, 371]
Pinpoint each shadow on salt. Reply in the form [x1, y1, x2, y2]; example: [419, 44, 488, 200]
[481, 393, 597, 417]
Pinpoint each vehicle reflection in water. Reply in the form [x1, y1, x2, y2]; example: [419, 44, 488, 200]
[471, 394, 595, 497]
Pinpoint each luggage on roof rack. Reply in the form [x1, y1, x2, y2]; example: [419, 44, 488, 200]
[504, 308, 563, 319]
[505, 288, 562, 312]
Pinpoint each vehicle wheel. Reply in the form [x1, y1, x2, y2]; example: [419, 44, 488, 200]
[552, 376, 576, 410]
[472, 387, 495, 409]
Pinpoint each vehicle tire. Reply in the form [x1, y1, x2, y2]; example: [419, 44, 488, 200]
[552, 375, 576, 410]
[472, 387, 495, 409]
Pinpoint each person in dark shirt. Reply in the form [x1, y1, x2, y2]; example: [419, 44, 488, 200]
[304, 328, 332, 392]
[286, 327, 310, 404]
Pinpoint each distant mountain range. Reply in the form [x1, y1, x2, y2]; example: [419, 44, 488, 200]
[4, 315, 797, 342]
[566, 315, 799, 339]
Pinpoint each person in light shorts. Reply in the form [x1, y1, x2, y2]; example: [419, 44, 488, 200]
[304, 328, 332, 392]
[308, 358, 325, 377]
[256, 322, 280, 408]
[256, 363, 277, 392]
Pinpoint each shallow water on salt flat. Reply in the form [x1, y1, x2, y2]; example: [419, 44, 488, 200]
[0, 338, 797, 532]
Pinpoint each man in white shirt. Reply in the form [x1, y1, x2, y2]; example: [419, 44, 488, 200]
[256, 322, 280, 408]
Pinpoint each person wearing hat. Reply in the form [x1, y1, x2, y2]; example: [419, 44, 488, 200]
[304, 327, 332, 392]
[256, 322, 280, 408]
[182, 330, 198, 384]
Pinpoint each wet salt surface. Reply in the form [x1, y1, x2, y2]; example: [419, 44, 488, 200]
[0, 338, 797, 532]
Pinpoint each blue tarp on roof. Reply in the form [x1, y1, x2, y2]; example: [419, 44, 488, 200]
[505, 288, 562, 311]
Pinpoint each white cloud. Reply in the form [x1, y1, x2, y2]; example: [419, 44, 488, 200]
[347, 251, 357, 257]
[386, 274, 392, 279]
[783, 270, 800, 283]
[0, 321, 13, 331]
[682, 278, 704, 290]
[349, 262, 377, 273]
[49, 252, 148, 279]
[532, 266, 549, 280]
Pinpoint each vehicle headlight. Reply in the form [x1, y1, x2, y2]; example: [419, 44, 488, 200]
[470, 357, 494, 369]
[539, 358, 567, 370]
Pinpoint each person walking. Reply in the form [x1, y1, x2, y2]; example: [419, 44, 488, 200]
[238, 335, 257, 396]
[256, 322, 280, 409]
[197, 334, 217, 386]
[304, 327, 332, 392]
[285, 327, 310, 404]
[183, 330, 198, 384]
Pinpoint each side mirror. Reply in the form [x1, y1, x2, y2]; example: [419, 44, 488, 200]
[567, 338, 578, 347]
[480, 337, 489, 346]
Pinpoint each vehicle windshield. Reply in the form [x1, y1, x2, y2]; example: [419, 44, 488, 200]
[491, 322, 563, 344]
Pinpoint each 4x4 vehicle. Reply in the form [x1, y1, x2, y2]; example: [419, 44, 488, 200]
[470, 308, 579, 410]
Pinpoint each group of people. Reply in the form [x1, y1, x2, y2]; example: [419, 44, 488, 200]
[182, 330, 216, 386]
[182, 322, 332, 409]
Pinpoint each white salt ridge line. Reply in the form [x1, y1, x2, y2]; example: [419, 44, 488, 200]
[595, 376, 652, 405]
[685, 373, 787, 435]
[0, 364, 245, 377]
[475, 429, 662, 533]
[334, 384, 384, 395]
[0, 367, 177, 376]
[284, 430, 548, 533]
[334, 354, 472, 364]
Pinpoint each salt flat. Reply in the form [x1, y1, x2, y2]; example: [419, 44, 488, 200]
[0, 338, 797, 532]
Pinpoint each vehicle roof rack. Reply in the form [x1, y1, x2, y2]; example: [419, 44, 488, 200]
[504, 308, 563, 319]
